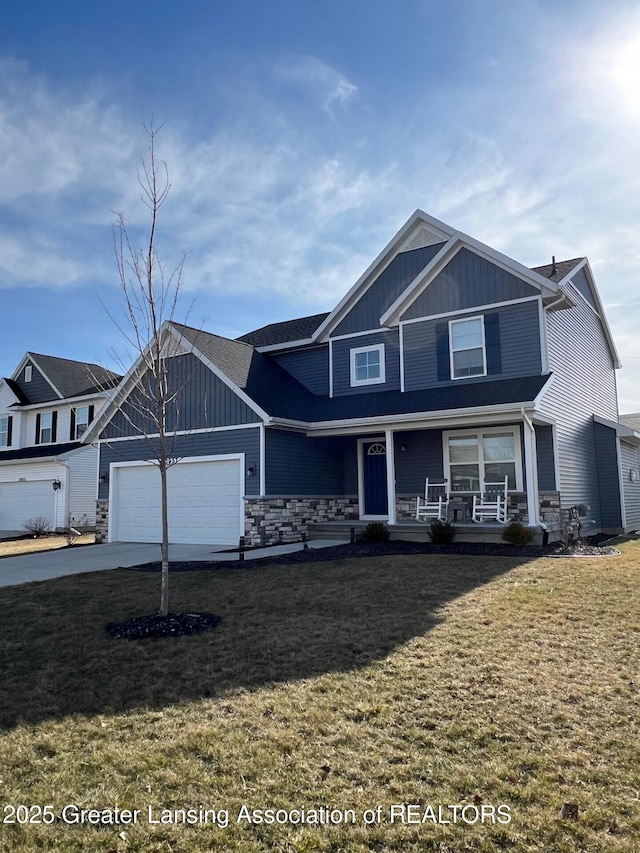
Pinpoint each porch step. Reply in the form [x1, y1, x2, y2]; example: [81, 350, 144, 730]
[307, 521, 546, 546]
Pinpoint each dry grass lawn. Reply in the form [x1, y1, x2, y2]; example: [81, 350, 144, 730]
[0, 534, 95, 558]
[0, 543, 638, 852]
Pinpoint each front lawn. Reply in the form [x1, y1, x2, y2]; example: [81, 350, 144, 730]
[0, 545, 637, 851]
[0, 533, 95, 558]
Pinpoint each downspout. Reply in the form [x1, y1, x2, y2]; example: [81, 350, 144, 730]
[520, 408, 541, 528]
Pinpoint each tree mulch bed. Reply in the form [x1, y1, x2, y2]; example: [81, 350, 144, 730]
[129, 536, 619, 574]
[106, 611, 221, 640]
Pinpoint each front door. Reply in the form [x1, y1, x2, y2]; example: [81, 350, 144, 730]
[363, 441, 388, 516]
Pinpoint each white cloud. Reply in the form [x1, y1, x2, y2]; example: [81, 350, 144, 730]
[274, 54, 357, 115]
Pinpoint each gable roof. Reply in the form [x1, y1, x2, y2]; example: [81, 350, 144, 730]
[238, 313, 330, 347]
[531, 257, 585, 283]
[172, 323, 318, 421]
[0, 378, 28, 406]
[11, 352, 122, 401]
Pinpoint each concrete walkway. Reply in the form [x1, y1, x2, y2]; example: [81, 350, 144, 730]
[0, 539, 349, 588]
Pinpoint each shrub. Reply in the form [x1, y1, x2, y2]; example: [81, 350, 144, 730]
[428, 519, 456, 545]
[361, 521, 390, 542]
[502, 522, 534, 546]
[23, 516, 52, 537]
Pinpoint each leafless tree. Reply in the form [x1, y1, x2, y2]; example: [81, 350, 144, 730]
[103, 123, 190, 617]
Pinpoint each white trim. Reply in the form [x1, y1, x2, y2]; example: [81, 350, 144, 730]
[330, 327, 393, 342]
[551, 421, 561, 492]
[521, 408, 539, 525]
[255, 338, 316, 353]
[313, 209, 456, 342]
[547, 259, 621, 369]
[12, 353, 64, 399]
[381, 236, 559, 328]
[357, 435, 388, 520]
[97, 421, 262, 444]
[442, 424, 524, 494]
[350, 343, 386, 387]
[399, 295, 540, 326]
[11, 391, 109, 412]
[85, 322, 268, 442]
[107, 453, 245, 544]
[259, 423, 266, 497]
[537, 296, 549, 373]
[385, 429, 396, 525]
[449, 316, 487, 380]
[24, 365, 32, 383]
[399, 324, 405, 393]
[329, 339, 334, 398]
[380, 236, 460, 326]
[169, 325, 269, 420]
[309, 407, 534, 438]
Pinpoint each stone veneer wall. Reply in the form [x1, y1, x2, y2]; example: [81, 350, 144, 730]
[95, 500, 109, 543]
[396, 491, 561, 525]
[244, 496, 359, 546]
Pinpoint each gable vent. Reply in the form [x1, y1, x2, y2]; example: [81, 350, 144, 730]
[399, 225, 446, 253]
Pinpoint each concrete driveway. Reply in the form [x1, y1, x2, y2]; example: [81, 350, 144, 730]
[0, 541, 226, 588]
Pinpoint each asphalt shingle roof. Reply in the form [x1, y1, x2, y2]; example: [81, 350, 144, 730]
[28, 353, 122, 398]
[173, 322, 551, 422]
[531, 258, 584, 284]
[237, 313, 330, 347]
[0, 441, 83, 461]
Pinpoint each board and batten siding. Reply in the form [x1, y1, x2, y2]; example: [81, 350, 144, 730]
[539, 287, 618, 527]
[593, 421, 623, 530]
[401, 248, 539, 320]
[332, 244, 446, 336]
[620, 441, 640, 531]
[265, 429, 349, 495]
[12, 359, 59, 404]
[393, 429, 444, 494]
[403, 300, 543, 392]
[272, 346, 329, 396]
[332, 330, 401, 396]
[535, 424, 556, 492]
[98, 428, 261, 501]
[102, 353, 260, 440]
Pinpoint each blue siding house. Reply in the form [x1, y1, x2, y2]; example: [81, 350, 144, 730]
[87, 210, 638, 545]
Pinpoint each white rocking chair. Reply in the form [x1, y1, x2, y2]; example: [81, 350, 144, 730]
[416, 478, 450, 522]
[472, 476, 509, 523]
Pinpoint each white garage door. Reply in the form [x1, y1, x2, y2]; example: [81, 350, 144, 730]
[0, 480, 56, 531]
[110, 458, 242, 545]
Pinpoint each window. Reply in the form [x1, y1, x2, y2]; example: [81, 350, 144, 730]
[24, 365, 32, 382]
[350, 344, 385, 387]
[449, 316, 486, 379]
[0, 416, 10, 448]
[40, 412, 53, 444]
[444, 428, 521, 492]
[73, 405, 90, 439]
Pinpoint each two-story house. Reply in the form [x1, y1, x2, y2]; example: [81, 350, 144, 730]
[86, 210, 639, 546]
[0, 353, 121, 533]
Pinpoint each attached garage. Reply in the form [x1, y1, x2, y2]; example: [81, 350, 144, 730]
[109, 455, 244, 545]
[0, 478, 57, 531]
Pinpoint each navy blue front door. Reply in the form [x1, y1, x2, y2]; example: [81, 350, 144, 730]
[363, 441, 388, 515]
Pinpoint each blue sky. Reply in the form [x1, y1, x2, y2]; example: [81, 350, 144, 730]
[1, 0, 639, 409]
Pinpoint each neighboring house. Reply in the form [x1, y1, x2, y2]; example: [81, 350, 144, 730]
[87, 209, 633, 545]
[0, 353, 121, 532]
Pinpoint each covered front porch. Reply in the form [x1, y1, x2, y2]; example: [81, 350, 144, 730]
[310, 407, 560, 537]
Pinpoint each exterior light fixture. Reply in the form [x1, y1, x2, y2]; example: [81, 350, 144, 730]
[52, 479, 62, 491]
